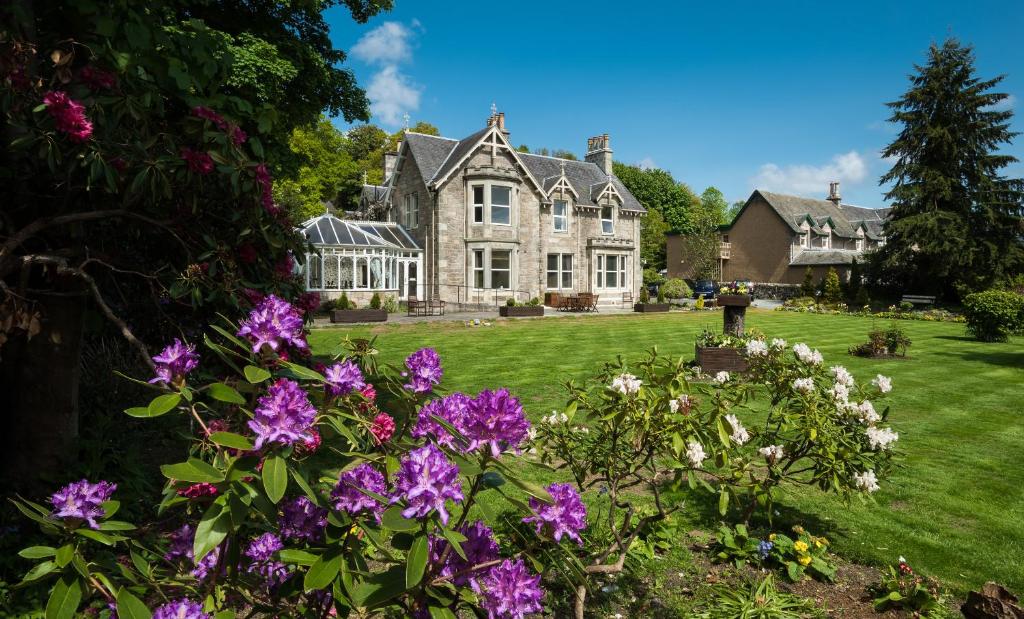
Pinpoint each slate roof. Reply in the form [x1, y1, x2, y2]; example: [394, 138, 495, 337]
[755, 191, 889, 239]
[398, 130, 645, 213]
[840, 204, 891, 240]
[359, 184, 388, 204]
[299, 214, 420, 250]
[789, 249, 862, 266]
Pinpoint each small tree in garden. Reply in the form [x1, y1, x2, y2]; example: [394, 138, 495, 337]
[821, 267, 843, 304]
[800, 267, 816, 297]
[847, 258, 863, 303]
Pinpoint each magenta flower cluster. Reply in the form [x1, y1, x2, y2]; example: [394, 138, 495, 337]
[254, 163, 274, 212]
[429, 520, 500, 587]
[180, 147, 215, 175]
[149, 338, 199, 385]
[523, 483, 587, 545]
[331, 463, 386, 521]
[324, 360, 365, 397]
[474, 559, 545, 619]
[43, 91, 93, 142]
[152, 599, 210, 619]
[279, 496, 327, 541]
[403, 347, 443, 393]
[390, 444, 464, 524]
[49, 479, 116, 529]
[191, 105, 246, 145]
[249, 378, 317, 449]
[236, 294, 308, 354]
[412, 392, 472, 449]
[414, 389, 530, 457]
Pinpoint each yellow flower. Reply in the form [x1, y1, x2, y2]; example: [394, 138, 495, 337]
[792, 525, 805, 535]
[798, 555, 812, 566]
[794, 541, 809, 553]
[768, 533, 777, 541]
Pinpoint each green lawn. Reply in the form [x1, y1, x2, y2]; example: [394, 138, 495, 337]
[308, 310, 1024, 595]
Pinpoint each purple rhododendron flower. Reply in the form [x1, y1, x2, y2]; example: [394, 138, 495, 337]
[245, 533, 290, 588]
[165, 523, 194, 562]
[279, 496, 327, 541]
[152, 599, 210, 619]
[150, 338, 199, 385]
[331, 463, 387, 521]
[390, 444, 463, 524]
[324, 360, 365, 397]
[413, 392, 472, 449]
[191, 546, 222, 581]
[249, 379, 317, 449]
[463, 389, 530, 457]
[430, 520, 500, 587]
[523, 483, 587, 545]
[50, 479, 116, 529]
[236, 294, 308, 354]
[473, 559, 545, 619]
[403, 348, 443, 393]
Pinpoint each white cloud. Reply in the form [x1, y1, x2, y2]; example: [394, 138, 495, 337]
[352, 22, 414, 65]
[987, 94, 1017, 112]
[366, 65, 421, 126]
[751, 151, 868, 197]
[637, 156, 656, 170]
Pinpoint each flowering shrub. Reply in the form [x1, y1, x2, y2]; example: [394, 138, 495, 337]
[871, 557, 948, 615]
[776, 303, 965, 323]
[713, 524, 837, 582]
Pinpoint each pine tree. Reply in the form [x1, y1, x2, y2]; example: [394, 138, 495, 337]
[874, 38, 1024, 297]
[800, 267, 816, 297]
[847, 258, 863, 303]
[822, 267, 842, 304]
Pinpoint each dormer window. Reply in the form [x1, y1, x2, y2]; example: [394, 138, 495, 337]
[601, 206, 613, 235]
[798, 232, 809, 248]
[491, 186, 511, 225]
[553, 199, 568, 232]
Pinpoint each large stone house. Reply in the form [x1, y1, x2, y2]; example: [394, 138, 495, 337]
[367, 112, 645, 305]
[667, 182, 889, 285]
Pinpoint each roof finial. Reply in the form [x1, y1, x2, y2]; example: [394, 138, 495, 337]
[490, 102, 497, 116]
[402, 113, 410, 132]
[560, 160, 565, 176]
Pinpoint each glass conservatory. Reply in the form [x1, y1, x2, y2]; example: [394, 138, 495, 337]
[299, 214, 422, 300]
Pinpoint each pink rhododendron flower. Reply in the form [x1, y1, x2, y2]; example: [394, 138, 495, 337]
[180, 147, 214, 175]
[43, 90, 93, 142]
[370, 412, 395, 444]
[79, 65, 117, 91]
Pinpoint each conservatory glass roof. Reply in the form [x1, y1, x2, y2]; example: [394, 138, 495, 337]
[299, 214, 420, 251]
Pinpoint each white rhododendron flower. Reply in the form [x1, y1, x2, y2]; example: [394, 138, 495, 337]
[830, 383, 850, 403]
[527, 427, 538, 441]
[668, 395, 690, 414]
[792, 343, 823, 365]
[745, 339, 768, 357]
[712, 371, 730, 385]
[872, 374, 892, 394]
[866, 426, 899, 450]
[543, 411, 569, 425]
[792, 377, 815, 393]
[853, 469, 880, 492]
[855, 400, 881, 425]
[725, 414, 749, 444]
[770, 338, 787, 349]
[758, 444, 785, 462]
[830, 365, 855, 387]
[685, 441, 706, 468]
[611, 373, 642, 394]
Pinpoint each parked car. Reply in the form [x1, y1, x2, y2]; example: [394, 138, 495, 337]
[693, 280, 717, 299]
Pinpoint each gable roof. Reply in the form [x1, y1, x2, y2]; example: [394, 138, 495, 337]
[839, 204, 891, 240]
[517, 152, 645, 212]
[401, 132, 459, 182]
[747, 190, 892, 239]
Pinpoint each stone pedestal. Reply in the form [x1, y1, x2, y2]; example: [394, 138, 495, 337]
[718, 294, 751, 337]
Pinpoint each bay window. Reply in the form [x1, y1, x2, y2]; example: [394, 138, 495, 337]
[491, 186, 511, 225]
[596, 253, 627, 289]
[490, 249, 511, 288]
[553, 199, 568, 232]
[473, 249, 485, 288]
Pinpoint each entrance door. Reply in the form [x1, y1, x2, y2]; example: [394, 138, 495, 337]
[407, 262, 417, 298]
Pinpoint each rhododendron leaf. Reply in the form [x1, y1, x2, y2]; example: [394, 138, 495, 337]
[114, 587, 151, 619]
[74, 529, 119, 545]
[17, 546, 56, 559]
[55, 544, 73, 567]
[101, 500, 120, 519]
[194, 503, 230, 561]
[351, 565, 406, 608]
[428, 607, 458, 619]
[324, 416, 359, 446]
[406, 534, 429, 588]
[280, 361, 325, 382]
[161, 459, 224, 483]
[718, 489, 729, 516]
[480, 471, 505, 488]
[280, 549, 320, 565]
[209, 432, 254, 451]
[44, 575, 81, 619]
[129, 393, 180, 418]
[124, 407, 153, 418]
[213, 612, 235, 619]
[381, 506, 419, 532]
[504, 475, 554, 505]
[208, 383, 246, 405]
[717, 417, 731, 446]
[262, 454, 288, 504]
[244, 365, 272, 384]
[11, 499, 55, 527]
[20, 560, 56, 584]
[390, 532, 414, 551]
[440, 529, 468, 561]
[129, 550, 152, 579]
[304, 548, 343, 590]
[447, 454, 481, 477]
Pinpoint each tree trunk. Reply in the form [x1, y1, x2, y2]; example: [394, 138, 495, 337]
[1, 289, 86, 489]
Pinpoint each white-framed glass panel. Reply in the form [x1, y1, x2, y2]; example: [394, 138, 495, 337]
[308, 254, 323, 288]
[553, 200, 568, 232]
[404, 194, 419, 229]
[473, 249, 485, 289]
[546, 253, 573, 289]
[340, 257, 354, 289]
[546, 254, 559, 289]
[491, 249, 511, 288]
[605, 254, 618, 288]
[357, 258, 368, 288]
[619, 255, 626, 289]
[472, 185, 485, 224]
[324, 254, 339, 289]
[491, 186, 511, 225]
[855, 238, 864, 251]
[562, 254, 573, 289]
[799, 233, 809, 248]
[601, 206, 613, 235]
[370, 257, 382, 289]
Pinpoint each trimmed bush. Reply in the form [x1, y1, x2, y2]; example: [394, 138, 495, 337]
[334, 292, 355, 310]
[962, 290, 1024, 342]
[656, 286, 666, 303]
[800, 267, 816, 297]
[821, 267, 842, 304]
[661, 278, 692, 299]
[639, 287, 651, 303]
[369, 292, 382, 309]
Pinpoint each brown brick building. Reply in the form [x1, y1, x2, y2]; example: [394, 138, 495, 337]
[668, 183, 889, 285]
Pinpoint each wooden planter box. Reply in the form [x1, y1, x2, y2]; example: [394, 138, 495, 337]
[717, 294, 752, 307]
[695, 345, 748, 374]
[499, 306, 544, 317]
[330, 309, 387, 323]
[634, 303, 671, 313]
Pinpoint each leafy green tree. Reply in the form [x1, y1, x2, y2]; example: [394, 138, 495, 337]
[847, 258, 863, 303]
[274, 116, 360, 221]
[700, 187, 729, 225]
[640, 206, 669, 272]
[686, 187, 728, 279]
[872, 38, 1024, 297]
[724, 199, 744, 225]
[613, 162, 699, 233]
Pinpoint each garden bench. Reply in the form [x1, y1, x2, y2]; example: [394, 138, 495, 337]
[406, 296, 427, 316]
[901, 294, 936, 307]
[621, 292, 633, 308]
[428, 298, 446, 315]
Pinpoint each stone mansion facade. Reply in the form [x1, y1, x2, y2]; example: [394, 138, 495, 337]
[362, 112, 646, 305]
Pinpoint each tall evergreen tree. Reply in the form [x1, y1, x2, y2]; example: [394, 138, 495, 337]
[873, 38, 1024, 297]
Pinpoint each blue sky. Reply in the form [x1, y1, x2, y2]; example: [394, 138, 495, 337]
[325, 1, 1024, 208]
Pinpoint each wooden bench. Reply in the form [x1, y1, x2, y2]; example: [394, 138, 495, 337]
[621, 292, 633, 308]
[901, 294, 936, 307]
[407, 296, 427, 316]
[428, 298, 446, 315]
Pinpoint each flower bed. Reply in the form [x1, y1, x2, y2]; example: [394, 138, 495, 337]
[634, 302, 670, 313]
[696, 345, 749, 374]
[776, 304, 964, 323]
[330, 308, 387, 323]
[499, 305, 544, 317]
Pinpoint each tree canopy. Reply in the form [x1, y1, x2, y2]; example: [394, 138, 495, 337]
[612, 162, 700, 234]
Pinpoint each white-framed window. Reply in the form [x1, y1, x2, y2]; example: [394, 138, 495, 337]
[546, 253, 573, 289]
[820, 234, 831, 249]
[491, 249, 511, 288]
[596, 254, 627, 289]
[402, 193, 419, 229]
[472, 249, 485, 289]
[553, 199, 568, 232]
[600, 206, 613, 235]
[798, 233, 809, 248]
[472, 185, 485, 224]
[491, 186, 511, 225]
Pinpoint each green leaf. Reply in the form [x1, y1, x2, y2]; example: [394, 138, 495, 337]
[718, 489, 729, 516]
[406, 535, 429, 588]
[129, 550, 152, 579]
[262, 454, 288, 504]
[244, 365, 272, 384]
[209, 432, 254, 451]
[149, 393, 181, 416]
[74, 529, 117, 545]
[98, 520, 136, 531]
[351, 566, 406, 607]
[280, 549, 320, 566]
[429, 607, 458, 619]
[161, 458, 224, 483]
[504, 475, 554, 505]
[208, 383, 246, 405]
[45, 576, 82, 619]
[304, 549, 343, 590]
[280, 361, 325, 382]
[381, 506, 419, 532]
[55, 545, 74, 567]
[440, 529, 468, 561]
[22, 560, 57, 583]
[193, 503, 230, 561]
[115, 587, 152, 619]
[18, 546, 56, 559]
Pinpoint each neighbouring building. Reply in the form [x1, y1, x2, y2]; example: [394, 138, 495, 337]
[668, 182, 889, 285]
[332, 111, 646, 306]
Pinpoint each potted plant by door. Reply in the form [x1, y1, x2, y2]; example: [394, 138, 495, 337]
[330, 292, 388, 323]
[634, 286, 670, 313]
[499, 297, 545, 317]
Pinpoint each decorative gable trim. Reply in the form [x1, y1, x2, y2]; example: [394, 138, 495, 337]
[591, 178, 623, 204]
[545, 173, 579, 201]
[427, 126, 546, 197]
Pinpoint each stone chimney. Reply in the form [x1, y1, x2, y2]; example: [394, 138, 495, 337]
[383, 150, 398, 182]
[827, 181, 841, 205]
[497, 112, 509, 136]
[585, 133, 613, 175]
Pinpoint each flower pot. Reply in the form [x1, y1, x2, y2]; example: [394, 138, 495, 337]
[695, 345, 748, 374]
[634, 303, 670, 313]
[717, 294, 751, 307]
[330, 309, 388, 323]
[499, 306, 544, 317]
